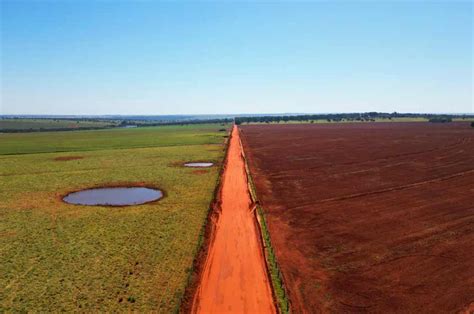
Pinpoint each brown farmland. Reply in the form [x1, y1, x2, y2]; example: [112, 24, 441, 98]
[239, 122, 474, 313]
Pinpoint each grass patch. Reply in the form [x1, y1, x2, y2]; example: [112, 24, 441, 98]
[0, 124, 229, 311]
[256, 206, 290, 313]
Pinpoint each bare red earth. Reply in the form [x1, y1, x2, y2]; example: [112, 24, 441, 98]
[240, 122, 474, 313]
[192, 126, 275, 314]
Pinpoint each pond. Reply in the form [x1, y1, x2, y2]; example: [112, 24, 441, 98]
[63, 187, 163, 206]
[184, 162, 214, 168]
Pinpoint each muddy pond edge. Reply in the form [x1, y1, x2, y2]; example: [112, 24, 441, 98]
[168, 159, 221, 169]
[59, 182, 167, 208]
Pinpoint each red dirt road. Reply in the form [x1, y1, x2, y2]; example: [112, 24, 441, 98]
[192, 127, 275, 314]
[240, 122, 474, 313]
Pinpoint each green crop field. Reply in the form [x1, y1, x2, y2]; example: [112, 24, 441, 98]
[0, 124, 228, 155]
[0, 124, 229, 311]
[0, 118, 117, 131]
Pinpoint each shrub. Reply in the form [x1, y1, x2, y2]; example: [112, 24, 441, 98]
[429, 117, 452, 123]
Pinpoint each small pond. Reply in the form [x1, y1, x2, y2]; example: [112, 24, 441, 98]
[184, 162, 214, 168]
[63, 187, 163, 206]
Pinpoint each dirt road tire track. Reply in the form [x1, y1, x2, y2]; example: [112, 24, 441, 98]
[190, 126, 276, 314]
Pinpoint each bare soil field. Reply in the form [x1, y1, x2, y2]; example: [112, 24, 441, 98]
[240, 122, 474, 313]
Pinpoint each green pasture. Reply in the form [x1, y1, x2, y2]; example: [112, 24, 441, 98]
[0, 124, 226, 155]
[0, 124, 229, 311]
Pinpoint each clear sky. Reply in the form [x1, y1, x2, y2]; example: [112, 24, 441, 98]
[1, 1, 472, 115]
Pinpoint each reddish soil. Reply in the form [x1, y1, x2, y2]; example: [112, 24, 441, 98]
[240, 122, 474, 313]
[192, 126, 275, 313]
[54, 156, 84, 161]
[192, 169, 209, 175]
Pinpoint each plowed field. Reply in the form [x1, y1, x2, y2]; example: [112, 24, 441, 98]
[240, 122, 474, 313]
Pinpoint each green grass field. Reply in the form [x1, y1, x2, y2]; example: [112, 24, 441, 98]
[0, 124, 227, 155]
[0, 124, 229, 311]
[0, 118, 117, 131]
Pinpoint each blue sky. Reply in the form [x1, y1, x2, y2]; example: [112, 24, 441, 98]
[1, 1, 472, 115]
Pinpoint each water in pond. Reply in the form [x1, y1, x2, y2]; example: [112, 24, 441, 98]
[63, 187, 163, 206]
[184, 162, 214, 167]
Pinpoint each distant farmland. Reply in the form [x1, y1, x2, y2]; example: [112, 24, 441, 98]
[0, 124, 229, 311]
[240, 122, 474, 313]
[0, 118, 117, 131]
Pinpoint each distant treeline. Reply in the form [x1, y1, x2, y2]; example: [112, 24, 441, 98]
[0, 118, 232, 133]
[121, 118, 233, 127]
[428, 117, 452, 123]
[0, 126, 117, 133]
[2, 113, 472, 133]
[234, 112, 474, 124]
[1, 117, 119, 123]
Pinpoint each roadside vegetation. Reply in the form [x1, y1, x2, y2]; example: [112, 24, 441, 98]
[256, 206, 290, 313]
[0, 124, 229, 311]
[239, 135, 290, 313]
